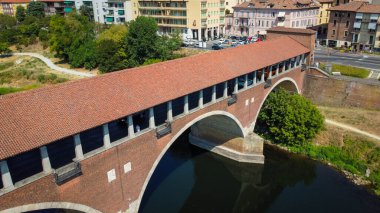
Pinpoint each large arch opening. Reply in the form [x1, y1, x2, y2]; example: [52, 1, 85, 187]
[137, 111, 246, 212]
[250, 78, 300, 132]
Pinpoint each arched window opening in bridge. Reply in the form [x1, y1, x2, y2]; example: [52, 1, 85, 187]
[237, 75, 246, 91]
[227, 79, 235, 96]
[279, 62, 284, 73]
[108, 119, 129, 143]
[247, 72, 254, 87]
[80, 126, 104, 154]
[215, 82, 224, 99]
[132, 110, 150, 133]
[47, 137, 76, 169]
[7, 148, 43, 184]
[0, 171, 4, 189]
[172, 96, 184, 117]
[188, 91, 200, 111]
[256, 70, 263, 84]
[154, 103, 168, 126]
[203, 86, 213, 105]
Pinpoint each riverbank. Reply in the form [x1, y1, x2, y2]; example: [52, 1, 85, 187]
[264, 130, 380, 196]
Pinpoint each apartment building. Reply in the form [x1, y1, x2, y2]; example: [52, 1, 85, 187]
[226, 0, 319, 37]
[326, 1, 380, 51]
[351, 4, 380, 51]
[38, 0, 75, 16]
[0, 0, 30, 16]
[131, 0, 226, 40]
[76, 0, 132, 24]
[225, 0, 240, 14]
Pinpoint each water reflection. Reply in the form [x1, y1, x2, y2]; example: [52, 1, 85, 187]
[140, 130, 380, 213]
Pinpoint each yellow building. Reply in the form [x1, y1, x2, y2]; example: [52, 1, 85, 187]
[0, 0, 30, 16]
[317, 0, 334, 25]
[131, 0, 226, 40]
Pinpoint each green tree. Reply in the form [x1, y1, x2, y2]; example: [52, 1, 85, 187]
[79, 5, 93, 21]
[0, 14, 17, 29]
[96, 25, 128, 72]
[255, 88, 324, 146]
[49, 14, 95, 62]
[69, 40, 97, 69]
[16, 6, 26, 22]
[126, 16, 159, 66]
[26, 2, 45, 18]
[0, 42, 11, 55]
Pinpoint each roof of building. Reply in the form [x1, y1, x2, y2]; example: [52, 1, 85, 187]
[267, 26, 316, 34]
[233, 0, 320, 10]
[357, 4, 380, 13]
[0, 36, 310, 161]
[0, 0, 30, 3]
[327, 1, 367, 12]
[316, 0, 334, 3]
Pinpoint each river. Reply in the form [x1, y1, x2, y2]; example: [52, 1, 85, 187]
[139, 130, 380, 213]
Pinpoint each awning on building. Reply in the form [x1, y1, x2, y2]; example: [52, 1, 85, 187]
[259, 30, 267, 35]
[278, 12, 285, 17]
[368, 22, 376, 30]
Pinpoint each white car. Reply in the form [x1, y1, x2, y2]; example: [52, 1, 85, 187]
[183, 40, 195, 47]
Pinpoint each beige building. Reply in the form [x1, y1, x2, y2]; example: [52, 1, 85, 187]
[131, 0, 226, 40]
[317, 0, 334, 25]
[225, 0, 240, 14]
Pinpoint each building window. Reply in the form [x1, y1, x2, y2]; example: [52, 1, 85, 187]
[333, 20, 336, 26]
[335, 12, 338, 17]
[369, 36, 374, 44]
[332, 30, 336, 35]
[348, 13, 350, 17]
[344, 31, 348, 37]
[346, 21, 349, 27]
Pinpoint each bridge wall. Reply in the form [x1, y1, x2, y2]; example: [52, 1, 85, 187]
[0, 68, 305, 213]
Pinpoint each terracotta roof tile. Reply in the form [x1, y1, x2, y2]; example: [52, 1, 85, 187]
[267, 26, 316, 34]
[327, 1, 367, 12]
[234, 0, 320, 10]
[0, 36, 310, 160]
[357, 4, 380, 13]
[0, 0, 30, 3]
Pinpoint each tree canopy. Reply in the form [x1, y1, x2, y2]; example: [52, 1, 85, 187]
[26, 2, 45, 18]
[16, 6, 26, 22]
[255, 88, 324, 146]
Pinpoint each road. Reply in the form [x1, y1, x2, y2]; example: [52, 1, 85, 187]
[315, 48, 380, 79]
[12, 52, 95, 77]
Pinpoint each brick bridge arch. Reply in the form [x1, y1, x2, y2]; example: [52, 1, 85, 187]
[0, 202, 102, 213]
[135, 77, 301, 212]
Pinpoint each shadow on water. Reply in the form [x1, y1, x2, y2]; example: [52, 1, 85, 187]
[139, 130, 380, 213]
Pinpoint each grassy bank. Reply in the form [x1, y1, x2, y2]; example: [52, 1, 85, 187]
[284, 134, 380, 195]
[319, 63, 370, 78]
[0, 84, 40, 95]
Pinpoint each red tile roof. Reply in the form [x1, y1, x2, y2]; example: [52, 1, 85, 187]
[267, 27, 316, 34]
[233, 0, 320, 10]
[316, 0, 334, 3]
[357, 4, 380, 13]
[0, 0, 30, 3]
[327, 1, 367, 12]
[0, 36, 310, 160]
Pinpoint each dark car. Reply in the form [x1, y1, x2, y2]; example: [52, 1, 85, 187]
[212, 44, 224, 50]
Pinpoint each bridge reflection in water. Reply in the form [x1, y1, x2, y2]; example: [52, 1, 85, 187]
[140, 129, 380, 213]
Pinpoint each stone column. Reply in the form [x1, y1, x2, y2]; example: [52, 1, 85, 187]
[234, 78, 238, 93]
[212, 85, 217, 103]
[184, 95, 189, 114]
[223, 81, 228, 98]
[167, 101, 173, 122]
[0, 161, 14, 190]
[261, 68, 265, 82]
[211, 27, 214, 40]
[103, 123, 111, 148]
[199, 90, 204, 109]
[205, 28, 208, 41]
[149, 108, 155, 129]
[217, 26, 220, 38]
[40, 146, 52, 173]
[244, 74, 248, 89]
[253, 71, 257, 85]
[198, 28, 202, 41]
[276, 64, 279, 76]
[74, 134, 84, 160]
[269, 66, 273, 79]
[127, 116, 135, 138]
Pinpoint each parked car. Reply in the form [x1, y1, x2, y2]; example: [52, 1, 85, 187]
[182, 40, 195, 47]
[212, 44, 224, 50]
[223, 39, 230, 44]
[229, 36, 237, 40]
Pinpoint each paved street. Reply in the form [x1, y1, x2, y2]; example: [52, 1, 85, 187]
[315, 47, 380, 79]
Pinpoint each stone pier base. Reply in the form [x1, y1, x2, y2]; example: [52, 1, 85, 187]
[189, 133, 264, 164]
